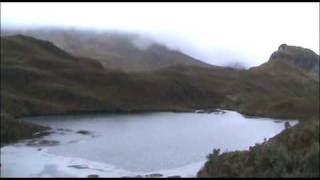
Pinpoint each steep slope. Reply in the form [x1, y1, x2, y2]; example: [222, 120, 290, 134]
[1, 28, 212, 72]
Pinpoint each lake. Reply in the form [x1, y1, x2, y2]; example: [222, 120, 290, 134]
[0, 110, 299, 177]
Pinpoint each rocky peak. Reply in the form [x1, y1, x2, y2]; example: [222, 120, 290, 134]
[269, 44, 319, 78]
[278, 43, 288, 52]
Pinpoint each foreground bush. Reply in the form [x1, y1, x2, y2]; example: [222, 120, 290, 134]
[198, 120, 319, 177]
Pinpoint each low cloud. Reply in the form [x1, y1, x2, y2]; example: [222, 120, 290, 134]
[1, 3, 319, 67]
[131, 36, 155, 50]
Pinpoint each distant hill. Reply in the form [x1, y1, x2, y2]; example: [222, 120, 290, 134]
[1, 28, 213, 72]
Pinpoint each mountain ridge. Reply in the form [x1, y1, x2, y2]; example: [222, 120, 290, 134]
[1, 28, 213, 72]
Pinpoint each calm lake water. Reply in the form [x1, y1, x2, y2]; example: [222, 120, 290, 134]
[1, 110, 299, 177]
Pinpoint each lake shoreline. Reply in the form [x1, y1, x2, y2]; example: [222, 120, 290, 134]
[1, 111, 299, 177]
[2, 107, 299, 148]
[15, 106, 299, 122]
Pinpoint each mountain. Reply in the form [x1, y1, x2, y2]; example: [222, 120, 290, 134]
[1, 34, 318, 145]
[238, 44, 319, 118]
[1, 28, 213, 72]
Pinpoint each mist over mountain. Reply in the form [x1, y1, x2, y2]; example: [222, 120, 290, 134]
[1, 27, 214, 72]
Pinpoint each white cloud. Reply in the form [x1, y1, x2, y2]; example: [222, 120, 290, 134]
[1, 2, 319, 67]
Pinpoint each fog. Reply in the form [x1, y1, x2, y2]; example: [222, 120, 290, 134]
[131, 35, 155, 50]
[1, 2, 319, 68]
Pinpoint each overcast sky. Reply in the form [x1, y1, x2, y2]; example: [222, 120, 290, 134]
[1, 2, 319, 68]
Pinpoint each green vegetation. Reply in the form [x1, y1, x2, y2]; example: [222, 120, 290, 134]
[0, 111, 49, 147]
[197, 44, 319, 177]
[197, 120, 319, 177]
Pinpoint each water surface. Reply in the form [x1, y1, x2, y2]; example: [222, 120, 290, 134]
[1, 110, 298, 177]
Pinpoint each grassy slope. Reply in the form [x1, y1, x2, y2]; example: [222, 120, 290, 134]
[0, 111, 49, 147]
[197, 119, 319, 177]
[197, 45, 319, 177]
[237, 60, 319, 120]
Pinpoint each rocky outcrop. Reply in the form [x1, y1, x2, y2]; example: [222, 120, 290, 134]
[269, 44, 319, 78]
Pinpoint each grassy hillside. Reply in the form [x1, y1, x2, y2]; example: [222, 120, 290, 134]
[0, 111, 49, 147]
[196, 45, 319, 177]
[237, 59, 319, 120]
[197, 119, 319, 177]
